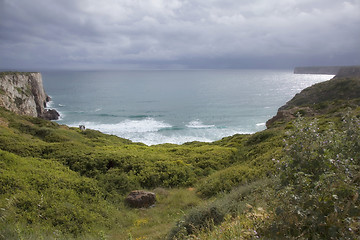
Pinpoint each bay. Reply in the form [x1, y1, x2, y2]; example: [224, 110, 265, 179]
[42, 69, 333, 145]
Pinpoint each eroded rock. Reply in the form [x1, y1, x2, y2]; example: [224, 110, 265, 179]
[41, 109, 60, 120]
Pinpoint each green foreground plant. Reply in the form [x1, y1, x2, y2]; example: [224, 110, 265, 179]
[170, 113, 360, 240]
[261, 114, 360, 239]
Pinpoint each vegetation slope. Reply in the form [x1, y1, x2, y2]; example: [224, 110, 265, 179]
[0, 76, 359, 239]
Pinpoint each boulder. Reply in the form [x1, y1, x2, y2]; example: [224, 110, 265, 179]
[125, 190, 156, 208]
[41, 109, 60, 120]
[266, 106, 313, 128]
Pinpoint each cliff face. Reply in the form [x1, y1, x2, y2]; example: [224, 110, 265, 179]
[0, 72, 59, 120]
[335, 66, 360, 78]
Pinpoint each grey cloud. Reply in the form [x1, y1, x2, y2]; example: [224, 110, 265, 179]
[0, 0, 359, 70]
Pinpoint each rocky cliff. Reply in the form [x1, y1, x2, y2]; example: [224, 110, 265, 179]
[335, 66, 360, 78]
[0, 72, 59, 120]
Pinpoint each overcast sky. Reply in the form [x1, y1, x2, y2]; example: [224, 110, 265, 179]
[1, 0, 359, 70]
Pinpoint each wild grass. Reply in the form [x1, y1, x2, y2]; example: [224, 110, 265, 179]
[110, 188, 202, 240]
[167, 178, 275, 239]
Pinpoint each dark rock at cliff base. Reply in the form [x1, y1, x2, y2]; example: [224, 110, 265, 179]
[41, 109, 60, 120]
[125, 190, 156, 208]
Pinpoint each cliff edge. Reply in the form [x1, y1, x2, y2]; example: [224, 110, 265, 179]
[0, 72, 59, 120]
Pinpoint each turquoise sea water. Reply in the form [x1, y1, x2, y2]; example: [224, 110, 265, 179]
[42, 69, 333, 145]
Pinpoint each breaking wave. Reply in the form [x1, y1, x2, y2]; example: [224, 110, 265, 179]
[186, 120, 215, 129]
[71, 118, 171, 134]
[68, 118, 252, 145]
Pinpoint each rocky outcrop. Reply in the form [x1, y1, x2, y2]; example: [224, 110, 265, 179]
[125, 190, 156, 208]
[266, 106, 314, 127]
[0, 72, 59, 120]
[41, 109, 60, 120]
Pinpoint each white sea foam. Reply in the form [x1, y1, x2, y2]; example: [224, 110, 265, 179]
[45, 100, 54, 109]
[134, 127, 250, 145]
[256, 122, 265, 126]
[186, 120, 215, 129]
[69, 118, 251, 145]
[130, 133, 214, 146]
[44, 99, 64, 120]
[55, 111, 65, 121]
[71, 118, 171, 134]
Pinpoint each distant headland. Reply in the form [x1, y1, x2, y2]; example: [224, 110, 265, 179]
[294, 65, 360, 77]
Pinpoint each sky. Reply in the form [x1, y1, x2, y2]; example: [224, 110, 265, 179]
[0, 0, 359, 70]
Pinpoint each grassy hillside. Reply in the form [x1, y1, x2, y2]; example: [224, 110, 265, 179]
[281, 76, 360, 109]
[1, 76, 360, 239]
[0, 106, 281, 239]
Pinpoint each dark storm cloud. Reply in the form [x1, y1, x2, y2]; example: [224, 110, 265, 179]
[1, 0, 359, 70]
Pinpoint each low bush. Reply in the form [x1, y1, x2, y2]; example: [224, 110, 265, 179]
[196, 164, 260, 197]
[261, 115, 360, 239]
[99, 168, 139, 198]
[0, 150, 115, 238]
[245, 130, 276, 146]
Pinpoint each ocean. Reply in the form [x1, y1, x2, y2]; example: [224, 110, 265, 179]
[42, 69, 333, 145]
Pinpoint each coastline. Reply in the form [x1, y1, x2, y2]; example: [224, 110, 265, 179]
[42, 69, 332, 145]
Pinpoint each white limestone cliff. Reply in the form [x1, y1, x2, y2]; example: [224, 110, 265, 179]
[0, 72, 59, 120]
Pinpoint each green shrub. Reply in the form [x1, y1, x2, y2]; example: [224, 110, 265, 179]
[168, 204, 225, 239]
[134, 160, 196, 188]
[0, 150, 115, 238]
[245, 130, 276, 146]
[99, 168, 140, 197]
[196, 165, 260, 197]
[0, 130, 46, 157]
[261, 115, 360, 239]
